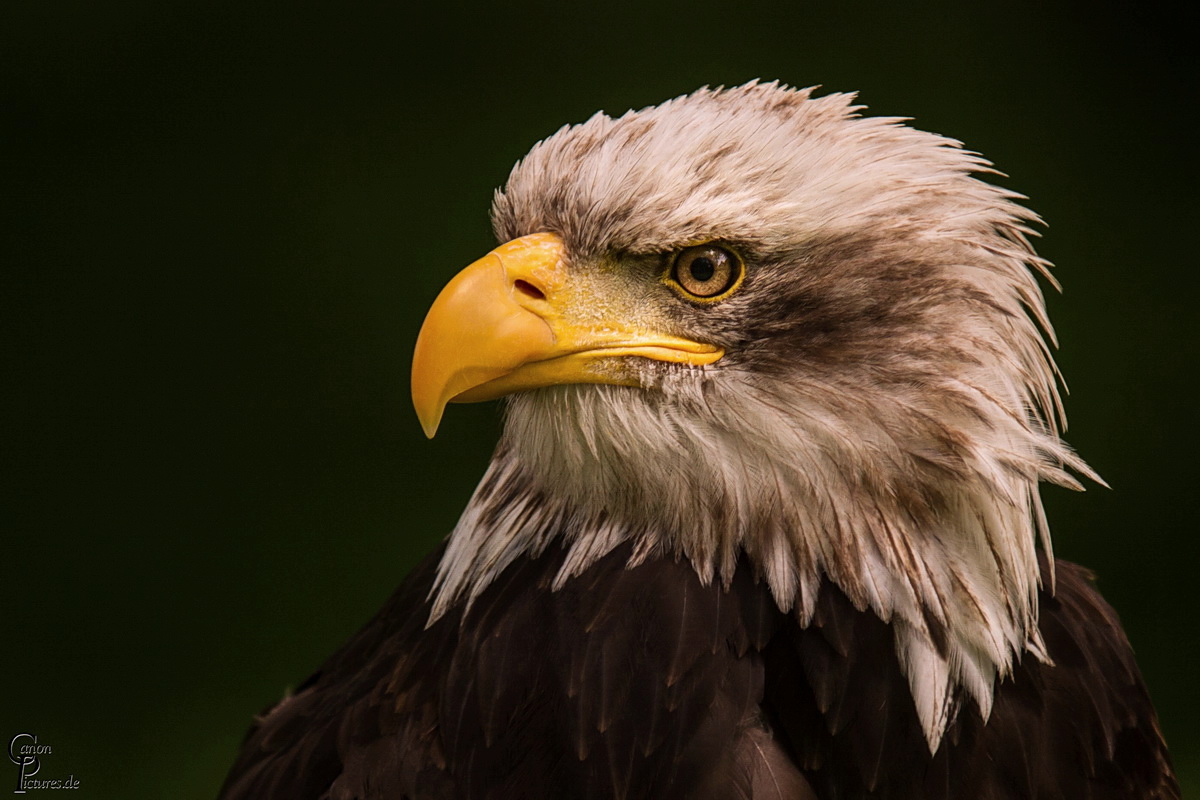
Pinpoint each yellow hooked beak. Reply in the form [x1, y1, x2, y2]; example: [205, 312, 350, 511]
[411, 233, 724, 437]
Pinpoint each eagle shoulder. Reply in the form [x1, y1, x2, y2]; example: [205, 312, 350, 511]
[219, 542, 814, 799]
[761, 556, 1180, 799]
[218, 545, 458, 799]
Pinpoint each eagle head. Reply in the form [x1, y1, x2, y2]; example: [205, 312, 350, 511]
[410, 82, 1092, 747]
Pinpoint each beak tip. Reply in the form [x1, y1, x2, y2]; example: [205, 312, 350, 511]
[416, 406, 442, 439]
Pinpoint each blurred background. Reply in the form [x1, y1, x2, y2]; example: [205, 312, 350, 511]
[2, 1, 1195, 796]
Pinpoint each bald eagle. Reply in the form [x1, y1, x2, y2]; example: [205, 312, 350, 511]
[220, 83, 1178, 799]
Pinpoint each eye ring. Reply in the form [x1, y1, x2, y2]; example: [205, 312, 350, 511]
[666, 244, 745, 302]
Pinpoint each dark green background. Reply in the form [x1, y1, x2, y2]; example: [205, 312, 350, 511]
[3, 2, 1195, 797]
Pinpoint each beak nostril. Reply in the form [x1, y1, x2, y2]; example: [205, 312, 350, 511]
[513, 279, 546, 302]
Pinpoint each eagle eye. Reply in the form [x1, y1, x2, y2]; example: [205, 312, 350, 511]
[669, 245, 744, 301]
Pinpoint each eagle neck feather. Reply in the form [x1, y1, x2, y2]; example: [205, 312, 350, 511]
[429, 370, 1092, 751]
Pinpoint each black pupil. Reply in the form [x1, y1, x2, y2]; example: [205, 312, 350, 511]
[689, 256, 716, 283]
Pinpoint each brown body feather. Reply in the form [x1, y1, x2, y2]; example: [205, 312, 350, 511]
[219, 541, 1177, 799]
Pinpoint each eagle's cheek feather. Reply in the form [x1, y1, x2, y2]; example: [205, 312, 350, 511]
[411, 231, 722, 438]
